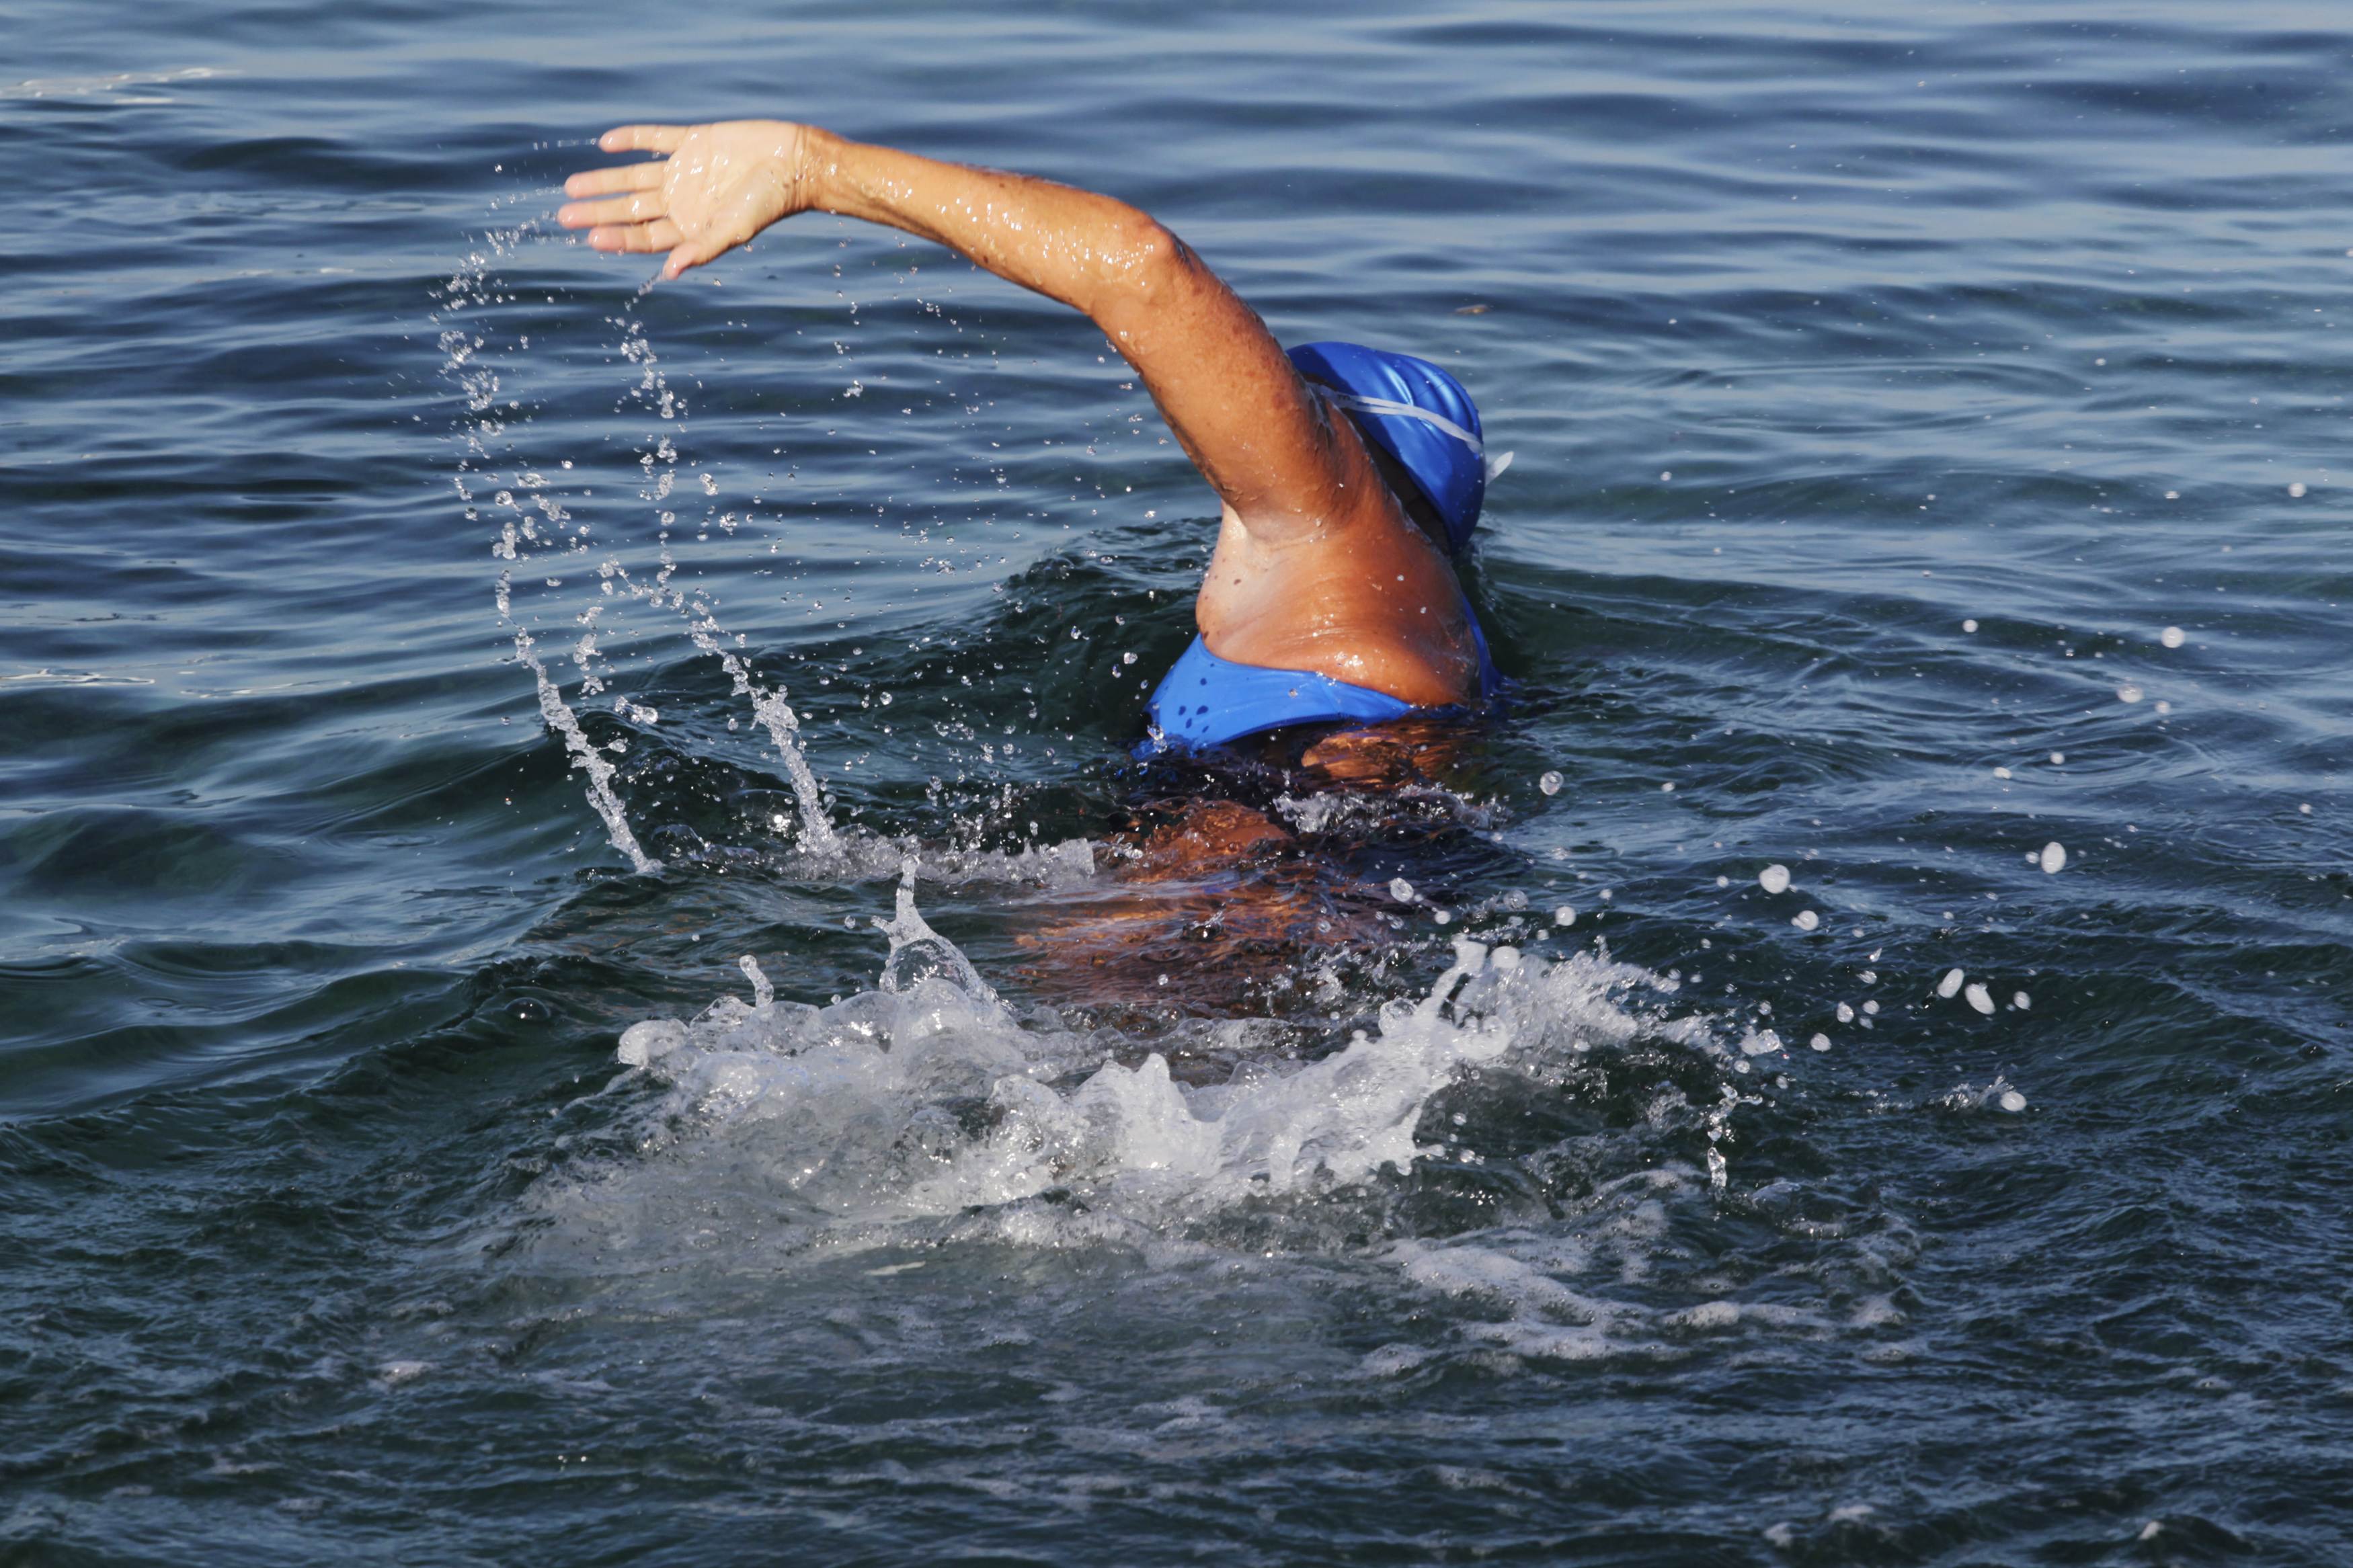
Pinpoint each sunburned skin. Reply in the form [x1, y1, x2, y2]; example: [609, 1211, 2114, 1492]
[559, 119, 1482, 708]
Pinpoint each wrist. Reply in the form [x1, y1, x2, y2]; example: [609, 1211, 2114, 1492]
[794, 124, 850, 216]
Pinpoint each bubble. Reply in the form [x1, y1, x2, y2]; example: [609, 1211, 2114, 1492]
[1758, 864, 1791, 895]
[1937, 968, 1965, 999]
[1997, 1089, 2028, 1113]
[1553, 905, 1577, 926]
[1962, 618, 1979, 632]
[1964, 982, 1995, 1015]
[2160, 626, 2186, 648]
[1808, 1034, 1831, 1052]
[2117, 685, 2143, 704]
[2040, 841, 2067, 874]
[1538, 770, 1563, 796]
[1793, 910, 1821, 932]
[1388, 877, 1416, 903]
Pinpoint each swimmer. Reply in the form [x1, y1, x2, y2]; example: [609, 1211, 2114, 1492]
[559, 120, 1504, 763]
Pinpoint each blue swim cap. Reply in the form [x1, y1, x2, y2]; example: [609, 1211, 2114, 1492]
[1287, 341, 1488, 552]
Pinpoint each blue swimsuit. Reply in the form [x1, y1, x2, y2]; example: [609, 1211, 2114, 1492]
[1142, 613, 1503, 753]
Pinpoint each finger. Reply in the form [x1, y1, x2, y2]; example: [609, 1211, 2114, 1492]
[559, 192, 665, 229]
[563, 161, 666, 199]
[599, 124, 686, 155]
[588, 218, 684, 255]
[662, 235, 729, 279]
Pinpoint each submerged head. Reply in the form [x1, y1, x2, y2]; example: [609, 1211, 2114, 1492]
[1286, 341, 1489, 554]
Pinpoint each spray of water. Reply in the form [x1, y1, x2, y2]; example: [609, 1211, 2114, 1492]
[437, 210, 840, 864]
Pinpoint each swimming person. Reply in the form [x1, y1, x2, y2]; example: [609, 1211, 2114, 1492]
[558, 120, 1505, 759]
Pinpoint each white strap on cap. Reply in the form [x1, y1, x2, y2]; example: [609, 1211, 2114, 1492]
[1318, 388, 1482, 454]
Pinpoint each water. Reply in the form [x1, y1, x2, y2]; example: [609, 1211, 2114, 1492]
[5, 1, 2350, 1561]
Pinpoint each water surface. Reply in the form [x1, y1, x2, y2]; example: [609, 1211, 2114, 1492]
[3, 2, 2350, 1563]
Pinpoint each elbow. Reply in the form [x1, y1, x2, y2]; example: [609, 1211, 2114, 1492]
[1094, 212, 1199, 316]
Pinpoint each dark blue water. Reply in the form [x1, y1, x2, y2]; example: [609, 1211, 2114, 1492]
[5, 2, 2350, 1561]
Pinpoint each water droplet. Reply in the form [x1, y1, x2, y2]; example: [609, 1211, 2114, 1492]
[1793, 910, 1821, 931]
[1997, 1089, 2027, 1113]
[1759, 864, 1791, 894]
[1964, 982, 1995, 1015]
[1388, 877, 1416, 903]
[1538, 770, 1563, 796]
[2011, 991, 2031, 1010]
[1938, 968, 1965, 999]
[1809, 1034, 1831, 1052]
[1553, 905, 1576, 926]
[1962, 618, 1979, 632]
[2048, 751, 2065, 766]
[1993, 766, 2012, 779]
[2289, 481, 2307, 498]
[2160, 625, 2186, 648]
[2117, 684, 2143, 703]
[2040, 841, 2067, 874]
[1660, 469, 1673, 481]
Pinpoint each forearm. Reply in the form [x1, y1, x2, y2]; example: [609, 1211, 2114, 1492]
[799, 130, 1341, 524]
[801, 129, 1180, 327]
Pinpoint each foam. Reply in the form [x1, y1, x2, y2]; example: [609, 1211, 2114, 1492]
[513, 880, 1917, 1366]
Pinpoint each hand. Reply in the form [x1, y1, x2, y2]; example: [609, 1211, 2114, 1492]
[558, 120, 815, 279]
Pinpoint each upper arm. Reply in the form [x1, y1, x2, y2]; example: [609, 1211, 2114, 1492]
[1088, 223, 1372, 542]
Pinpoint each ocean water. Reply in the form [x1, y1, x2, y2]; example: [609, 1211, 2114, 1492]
[4, 0, 2350, 1561]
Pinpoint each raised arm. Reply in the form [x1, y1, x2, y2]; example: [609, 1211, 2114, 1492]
[559, 122, 1385, 544]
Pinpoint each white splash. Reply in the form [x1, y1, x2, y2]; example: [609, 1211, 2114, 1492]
[512, 628, 659, 874]
[581, 884, 1754, 1230]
